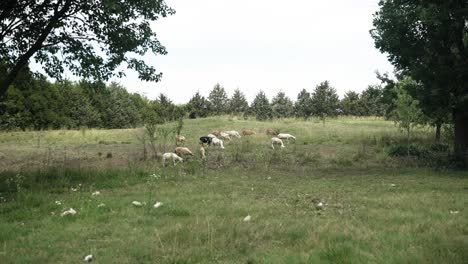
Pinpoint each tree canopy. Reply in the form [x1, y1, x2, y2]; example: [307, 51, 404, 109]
[0, 0, 175, 98]
[371, 0, 468, 164]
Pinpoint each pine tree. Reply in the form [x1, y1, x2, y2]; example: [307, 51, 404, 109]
[271, 91, 294, 118]
[294, 89, 312, 119]
[229, 88, 249, 114]
[340, 91, 363, 116]
[251, 91, 272, 121]
[310, 81, 340, 122]
[208, 83, 229, 115]
[188, 92, 211, 118]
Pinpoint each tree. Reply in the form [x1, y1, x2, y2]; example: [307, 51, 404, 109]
[294, 89, 312, 119]
[208, 83, 229, 115]
[271, 91, 294, 118]
[391, 77, 423, 147]
[360, 85, 386, 116]
[187, 92, 210, 118]
[371, 0, 468, 165]
[0, 0, 175, 98]
[310, 81, 340, 123]
[340, 91, 363, 116]
[228, 88, 248, 114]
[251, 91, 272, 121]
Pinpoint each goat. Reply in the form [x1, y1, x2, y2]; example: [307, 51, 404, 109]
[162, 153, 183, 166]
[271, 137, 285, 149]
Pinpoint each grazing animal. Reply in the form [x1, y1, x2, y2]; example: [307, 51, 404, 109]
[277, 133, 296, 141]
[200, 136, 213, 146]
[266, 128, 279, 136]
[212, 137, 225, 149]
[211, 130, 221, 137]
[242, 129, 255, 136]
[271, 137, 285, 149]
[219, 132, 231, 141]
[175, 135, 185, 145]
[224, 130, 241, 138]
[175, 147, 194, 156]
[199, 146, 206, 160]
[162, 153, 183, 166]
[207, 133, 217, 138]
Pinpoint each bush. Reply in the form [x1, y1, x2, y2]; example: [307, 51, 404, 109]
[388, 144, 429, 158]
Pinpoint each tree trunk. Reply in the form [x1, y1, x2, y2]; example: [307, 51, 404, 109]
[435, 122, 442, 142]
[453, 105, 468, 168]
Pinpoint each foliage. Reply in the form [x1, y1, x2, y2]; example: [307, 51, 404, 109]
[391, 77, 423, 144]
[251, 91, 272, 121]
[310, 81, 340, 121]
[271, 91, 294, 118]
[0, 0, 175, 98]
[294, 89, 312, 119]
[187, 92, 211, 119]
[371, 0, 468, 164]
[208, 83, 229, 115]
[360, 85, 386, 116]
[228, 88, 249, 114]
[340, 91, 362, 116]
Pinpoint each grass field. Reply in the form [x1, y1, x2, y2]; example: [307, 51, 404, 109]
[0, 117, 467, 263]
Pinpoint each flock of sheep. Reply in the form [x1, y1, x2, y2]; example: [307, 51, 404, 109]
[162, 128, 296, 166]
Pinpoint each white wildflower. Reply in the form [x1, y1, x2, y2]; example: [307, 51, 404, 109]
[61, 208, 77, 217]
[243, 215, 252, 222]
[153, 202, 163, 208]
[91, 191, 101, 196]
[132, 201, 142, 207]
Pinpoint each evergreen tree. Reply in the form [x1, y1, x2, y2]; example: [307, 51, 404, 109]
[271, 91, 294, 118]
[340, 91, 363, 116]
[310, 81, 340, 122]
[187, 92, 211, 118]
[294, 89, 312, 119]
[229, 88, 249, 114]
[360, 85, 386, 116]
[208, 83, 229, 115]
[251, 91, 272, 121]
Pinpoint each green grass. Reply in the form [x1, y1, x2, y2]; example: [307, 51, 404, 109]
[0, 117, 467, 263]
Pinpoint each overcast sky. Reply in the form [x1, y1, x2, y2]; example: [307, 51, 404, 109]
[84, 0, 396, 104]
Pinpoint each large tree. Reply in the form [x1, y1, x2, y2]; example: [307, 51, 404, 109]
[371, 0, 468, 165]
[340, 91, 363, 116]
[0, 0, 174, 98]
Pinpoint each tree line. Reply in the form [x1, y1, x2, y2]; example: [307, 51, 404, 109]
[0, 66, 445, 142]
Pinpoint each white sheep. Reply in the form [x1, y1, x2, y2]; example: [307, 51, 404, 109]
[271, 137, 285, 149]
[162, 152, 183, 166]
[207, 133, 217, 138]
[277, 133, 296, 141]
[219, 132, 231, 141]
[224, 130, 241, 138]
[212, 137, 225, 149]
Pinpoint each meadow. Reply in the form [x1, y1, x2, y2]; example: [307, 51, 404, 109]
[0, 116, 467, 263]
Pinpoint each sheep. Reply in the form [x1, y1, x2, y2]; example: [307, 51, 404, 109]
[212, 137, 225, 149]
[175, 135, 185, 145]
[200, 136, 213, 146]
[224, 130, 241, 138]
[162, 153, 183, 166]
[199, 146, 206, 160]
[175, 147, 194, 156]
[242, 129, 255, 136]
[219, 132, 231, 141]
[211, 130, 221, 137]
[271, 137, 285, 149]
[207, 133, 217, 138]
[266, 128, 279, 136]
[277, 133, 296, 142]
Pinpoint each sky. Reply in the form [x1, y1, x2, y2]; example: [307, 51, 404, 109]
[58, 0, 396, 104]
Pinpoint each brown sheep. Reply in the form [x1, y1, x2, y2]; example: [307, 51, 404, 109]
[266, 128, 279, 136]
[242, 129, 255, 136]
[175, 147, 194, 156]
